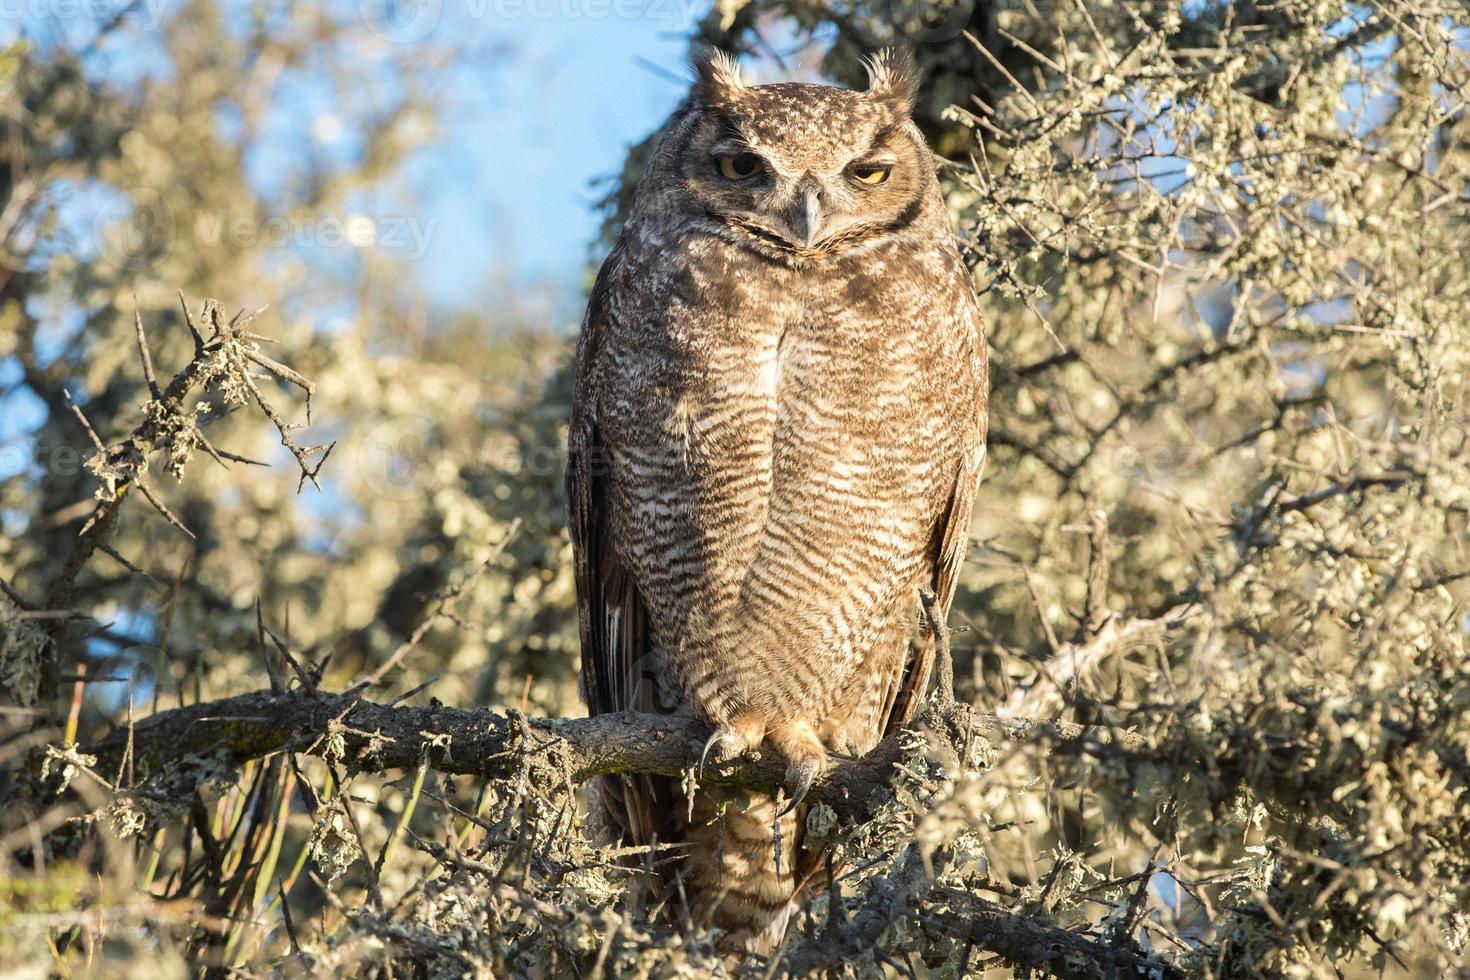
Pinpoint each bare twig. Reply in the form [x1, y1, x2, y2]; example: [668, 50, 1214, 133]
[1081, 509, 1110, 639]
[33, 297, 325, 701]
[133, 302, 162, 400]
[351, 518, 522, 691]
[1002, 605, 1192, 719]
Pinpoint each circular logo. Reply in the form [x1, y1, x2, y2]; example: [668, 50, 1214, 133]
[887, 0, 976, 44]
[358, 0, 443, 43]
[91, 187, 175, 273]
[357, 415, 443, 501]
[1111, 445, 1143, 480]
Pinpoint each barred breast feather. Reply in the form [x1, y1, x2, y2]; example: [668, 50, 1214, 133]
[567, 49, 988, 956]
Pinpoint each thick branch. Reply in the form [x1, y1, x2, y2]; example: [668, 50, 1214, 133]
[929, 883, 1187, 980]
[59, 689, 1147, 825]
[44, 691, 1178, 977]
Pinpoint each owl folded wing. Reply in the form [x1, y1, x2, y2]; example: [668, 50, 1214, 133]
[567, 258, 682, 853]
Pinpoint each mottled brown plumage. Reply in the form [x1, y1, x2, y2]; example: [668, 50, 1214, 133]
[567, 48, 988, 953]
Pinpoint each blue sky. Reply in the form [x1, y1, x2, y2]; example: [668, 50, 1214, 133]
[0, 4, 714, 674]
[380, 8, 697, 314]
[11, 2, 699, 311]
[0, 6, 701, 472]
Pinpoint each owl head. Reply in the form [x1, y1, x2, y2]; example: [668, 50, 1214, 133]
[668, 48, 930, 258]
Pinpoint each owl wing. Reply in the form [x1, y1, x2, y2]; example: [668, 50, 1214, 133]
[885, 312, 988, 735]
[567, 249, 677, 851]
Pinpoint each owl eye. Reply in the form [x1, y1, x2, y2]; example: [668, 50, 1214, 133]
[850, 164, 892, 185]
[717, 153, 763, 180]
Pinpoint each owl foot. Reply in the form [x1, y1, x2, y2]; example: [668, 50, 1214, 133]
[823, 730, 861, 760]
[698, 712, 766, 777]
[769, 720, 827, 817]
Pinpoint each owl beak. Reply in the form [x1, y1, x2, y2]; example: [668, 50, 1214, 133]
[789, 183, 824, 248]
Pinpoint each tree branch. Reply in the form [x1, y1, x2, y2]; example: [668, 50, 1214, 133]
[779, 846, 1184, 979]
[49, 686, 1175, 978]
[51, 689, 1149, 826]
[34, 298, 323, 701]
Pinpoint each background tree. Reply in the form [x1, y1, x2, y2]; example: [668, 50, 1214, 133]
[3, 1, 1469, 977]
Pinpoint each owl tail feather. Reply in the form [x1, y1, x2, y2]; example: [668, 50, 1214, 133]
[684, 789, 805, 956]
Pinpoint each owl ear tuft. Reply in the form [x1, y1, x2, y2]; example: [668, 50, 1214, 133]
[691, 46, 746, 108]
[863, 48, 920, 114]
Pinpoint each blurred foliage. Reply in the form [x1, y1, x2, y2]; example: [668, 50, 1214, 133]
[3, 0, 1470, 977]
[0, 3, 577, 718]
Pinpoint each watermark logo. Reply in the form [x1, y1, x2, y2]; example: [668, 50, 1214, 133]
[886, 0, 975, 44]
[193, 211, 438, 260]
[1, 0, 170, 33]
[91, 187, 175, 273]
[0, 440, 88, 482]
[470, 0, 699, 26]
[358, 0, 443, 43]
[357, 415, 444, 501]
[357, 0, 700, 42]
[90, 189, 438, 266]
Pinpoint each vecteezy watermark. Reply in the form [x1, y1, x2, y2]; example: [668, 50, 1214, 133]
[90, 193, 439, 267]
[471, 0, 701, 25]
[92, 187, 176, 274]
[0, 0, 171, 32]
[194, 211, 438, 260]
[0, 440, 92, 481]
[357, 0, 442, 43]
[357, 415, 446, 501]
[357, 0, 701, 43]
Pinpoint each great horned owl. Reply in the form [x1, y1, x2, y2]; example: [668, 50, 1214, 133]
[567, 48, 988, 953]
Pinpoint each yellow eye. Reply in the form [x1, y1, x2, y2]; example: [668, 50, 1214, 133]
[850, 164, 892, 185]
[718, 154, 762, 180]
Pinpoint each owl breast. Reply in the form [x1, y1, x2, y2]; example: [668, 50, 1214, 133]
[598, 224, 972, 723]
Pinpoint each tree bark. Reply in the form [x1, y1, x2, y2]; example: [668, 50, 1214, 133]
[55, 688, 1146, 825]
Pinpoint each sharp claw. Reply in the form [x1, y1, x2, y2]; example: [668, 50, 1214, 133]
[777, 760, 818, 817]
[699, 727, 744, 778]
[698, 714, 768, 778]
[698, 730, 723, 778]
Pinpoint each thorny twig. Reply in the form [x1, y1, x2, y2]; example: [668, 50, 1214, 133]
[30, 297, 330, 702]
[349, 517, 523, 692]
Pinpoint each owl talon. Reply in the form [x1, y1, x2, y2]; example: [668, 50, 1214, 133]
[698, 728, 742, 776]
[698, 713, 766, 777]
[769, 719, 827, 816]
[777, 757, 821, 817]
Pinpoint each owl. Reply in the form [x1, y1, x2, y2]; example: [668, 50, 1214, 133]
[567, 48, 988, 954]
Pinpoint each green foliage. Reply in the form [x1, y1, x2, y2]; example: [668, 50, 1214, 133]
[944, 3, 1470, 973]
[3, 0, 1470, 977]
